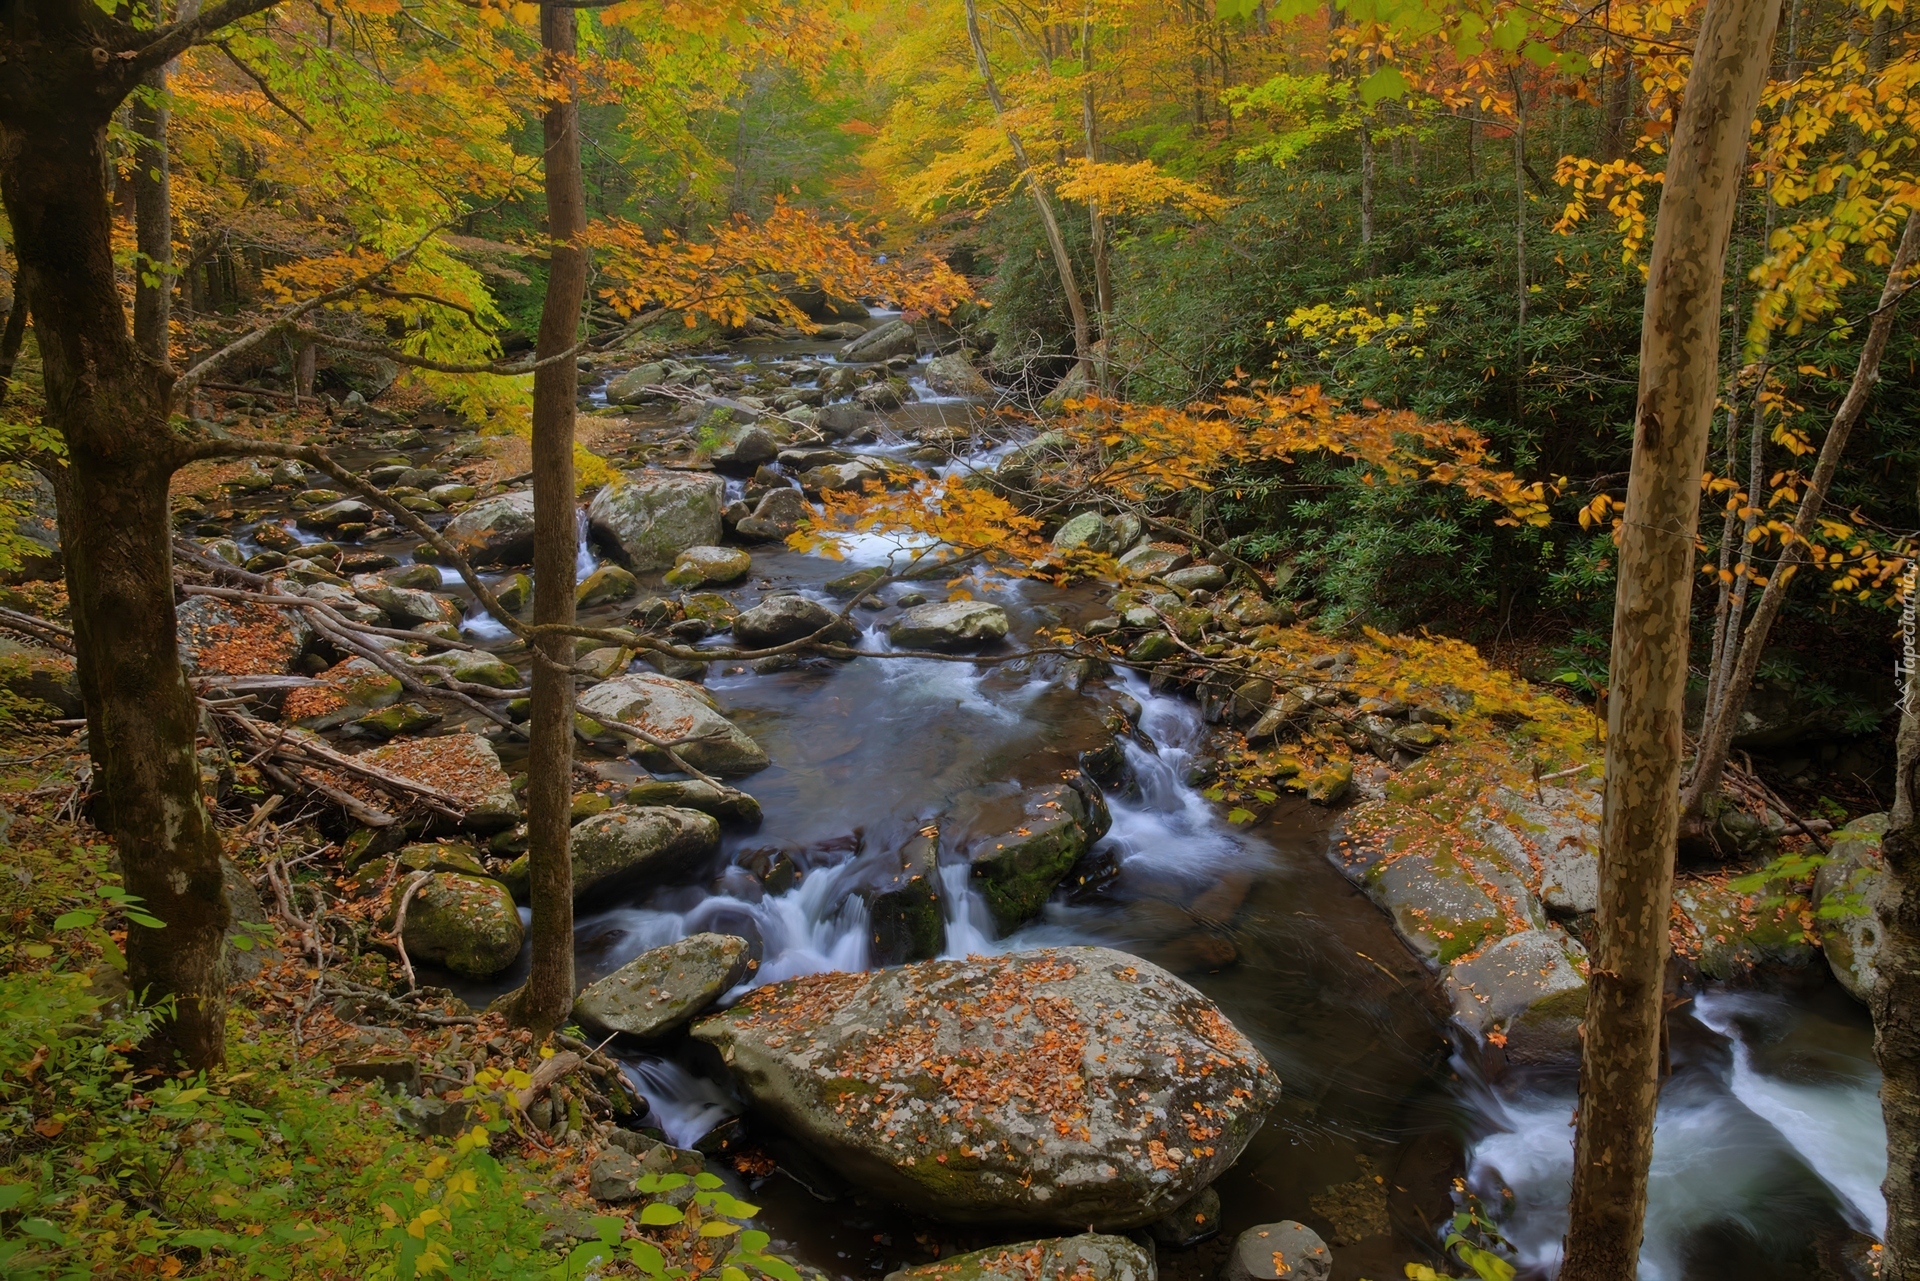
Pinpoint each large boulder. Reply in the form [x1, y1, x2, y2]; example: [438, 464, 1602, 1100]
[576, 673, 770, 777]
[923, 353, 993, 398]
[888, 600, 1009, 652]
[732, 595, 853, 649]
[606, 362, 670, 404]
[587, 471, 726, 572]
[1358, 842, 1543, 967]
[1052, 513, 1119, 555]
[392, 872, 522, 978]
[1470, 786, 1601, 917]
[569, 805, 721, 899]
[1443, 928, 1589, 1066]
[838, 319, 918, 363]
[1117, 545, 1191, 581]
[572, 933, 752, 1039]
[284, 656, 403, 731]
[625, 777, 763, 827]
[708, 424, 780, 473]
[1674, 876, 1818, 979]
[443, 491, 537, 567]
[177, 596, 312, 676]
[694, 947, 1278, 1229]
[885, 1235, 1152, 1281]
[734, 487, 809, 543]
[358, 733, 520, 832]
[1815, 813, 1888, 1002]
[664, 546, 751, 588]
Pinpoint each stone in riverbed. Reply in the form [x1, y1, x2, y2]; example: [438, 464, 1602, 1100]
[886, 1235, 1153, 1281]
[1052, 512, 1119, 555]
[576, 672, 771, 777]
[390, 872, 522, 978]
[863, 835, 943, 965]
[572, 933, 753, 1040]
[922, 353, 993, 398]
[664, 545, 751, 588]
[1444, 927, 1589, 1066]
[1360, 843, 1542, 966]
[1674, 875, 1817, 979]
[569, 804, 721, 900]
[177, 596, 313, 676]
[625, 777, 763, 827]
[359, 732, 520, 832]
[285, 657, 403, 731]
[1815, 813, 1887, 1001]
[414, 648, 523, 690]
[888, 600, 1009, 652]
[576, 564, 639, 608]
[587, 470, 726, 572]
[734, 486, 809, 543]
[838, 318, 917, 363]
[443, 490, 536, 567]
[731, 595, 853, 649]
[956, 784, 1094, 931]
[692, 947, 1279, 1230]
[1162, 563, 1227, 593]
[1148, 1185, 1221, 1248]
[1220, 1222, 1333, 1281]
[1117, 544, 1191, 581]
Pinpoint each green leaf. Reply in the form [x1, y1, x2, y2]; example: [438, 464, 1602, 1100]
[172, 1228, 239, 1249]
[52, 910, 97, 930]
[693, 1172, 724, 1190]
[740, 1230, 771, 1252]
[1358, 66, 1410, 106]
[756, 1257, 803, 1281]
[0, 1184, 30, 1212]
[639, 1203, 685, 1226]
[1227, 807, 1258, 825]
[1213, 0, 1261, 17]
[629, 1240, 667, 1275]
[594, 1214, 627, 1247]
[700, 1221, 742, 1237]
[127, 911, 166, 930]
[1490, 14, 1528, 51]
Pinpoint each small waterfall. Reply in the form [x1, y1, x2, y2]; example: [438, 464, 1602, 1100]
[938, 859, 999, 958]
[621, 1057, 740, 1149]
[575, 506, 596, 582]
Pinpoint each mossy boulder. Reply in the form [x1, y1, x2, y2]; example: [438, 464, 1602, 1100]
[587, 470, 726, 572]
[863, 835, 943, 965]
[1814, 813, 1887, 1001]
[664, 546, 751, 588]
[1675, 875, 1817, 979]
[391, 872, 522, 978]
[955, 784, 1095, 933]
[572, 933, 753, 1040]
[576, 564, 639, 608]
[286, 657, 403, 731]
[624, 777, 762, 827]
[885, 1235, 1152, 1281]
[443, 491, 536, 566]
[569, 804, 721, 900]
[888, 600, 1010, 652]
[1443, 927, 1589, 1066]
[693, 948, 1279, 1230]
[1361, 843, 1543, 966]
[576, 672, 770, 777]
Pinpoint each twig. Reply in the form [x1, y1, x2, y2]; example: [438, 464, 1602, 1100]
[389, 871, 435, 993]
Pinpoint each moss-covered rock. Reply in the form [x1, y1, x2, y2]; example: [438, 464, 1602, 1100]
[1674, 876, 1818, 979]
[960, 784, 1093, 932]
[391, 872, 522, 978]
[576, 564, 639, 608]
[572, 932, 753, 1040]
[624, 777, 762, 827]
[569, 805, 721, 900]
[864, 835, 943, 965]
[1443, 927, 1589, 1066]
[694, 948, 1278, 1230]
[885, 1235, 1154, 1281]
[1815, 813, 1887, 1001]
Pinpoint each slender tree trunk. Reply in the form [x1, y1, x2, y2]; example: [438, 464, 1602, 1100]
[1875, 488, 1920, 1280]
[1359, 115, 1374, 248]
[129, 63, 170, 362]
[0, 282, 28, 402]
[1680, 211, 1920, 833]
[965, 0, 1093, 382]
[294, 340, 317, 400]
[0, 107, 229, 1070]
[1559, 0, 1782, 1274]
[1080, 10, 1110, 391]
[512, 0, 587, 1037]
[1602, 54, 1635, 161]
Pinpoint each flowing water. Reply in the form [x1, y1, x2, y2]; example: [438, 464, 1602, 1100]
[236, 334, 1889, 1280]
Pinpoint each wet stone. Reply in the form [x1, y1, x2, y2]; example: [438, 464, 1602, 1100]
[1221, 1222, 1332, 1281]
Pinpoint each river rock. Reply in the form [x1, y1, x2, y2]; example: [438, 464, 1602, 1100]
[1221, 1222, 1332, 1281]
[709, 424, 780, 472]
[576, 672, 771, 776]
[1162, 564, 1226, 593]
[923, 353, 992, 398]
[356, 582, 455, 628]
[414, 648, 523, 690]
[443, 490, 537, 567]
[839, 319, 917, 363]
[286, 656, 403, 731]
[1147, 1185, 1221, 1248]
[950, 785, 1095, 932]
[0, 467, 60, 582]
[607, 361, 670, 404]
[177, 596, 313, 676]
[576, 564, 639, 608]
[1444, 927, 1589, 1066]
[888, 601, 1009, 652]
[1358, 840, 1544, 966]
[359, 732, 520, 831]
[1117, 544, 1191, 581]
[885, 1235, 1153, 1281]
[1674, 874, 1818, 979]
[352, 701, 442, 740]
[732, 595, 851, 648]
[1815, 813, 1887, 1001]
[297, 499, 375, 532]
[570, 804, 721, 899]
[664, 545, 751, 588]
[587, 471, 726, 572]
[735, 487, 810, 542]
[1470, 786, 1602, 917]
[1052, 512, 1120, 555]
[494, 572, 532, 612]
[625, 777, 763, 827]
[693, 947, 1279, 1229]
[392, 872, 522, 978]
[573, 933, 753, 1039]
[864, 835, 943, 965]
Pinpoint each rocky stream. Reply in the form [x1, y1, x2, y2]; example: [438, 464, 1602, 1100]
[14, 313, 1889, 1280]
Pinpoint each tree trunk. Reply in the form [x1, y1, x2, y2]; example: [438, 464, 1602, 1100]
[1080, 10, 1111, 391]
[129, 63, 171, 363]
[0, 107, 230, 1070]
[1559, 0, 1782, 1274]
[512, 0, 587, 1037]
[0, 282, 28, 403]
[1359, 116, 1374, 248]
[1875, 496, 1920, 1280]
[295, 340, 317, 400]
[964, 0, 1093, 382]
[1679, 210, 1920, 834]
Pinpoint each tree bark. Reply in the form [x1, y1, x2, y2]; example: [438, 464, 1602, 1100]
[1875, 485, 1920, 1281]
[1680, 210, 1920, 833]
[1080, 10, 1110, 391]
[1559, 0, 1782, 1274]
[0, 85, 229, 1069]
[511, 0, 587, 1037]
[965, 0, 1093, 382]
